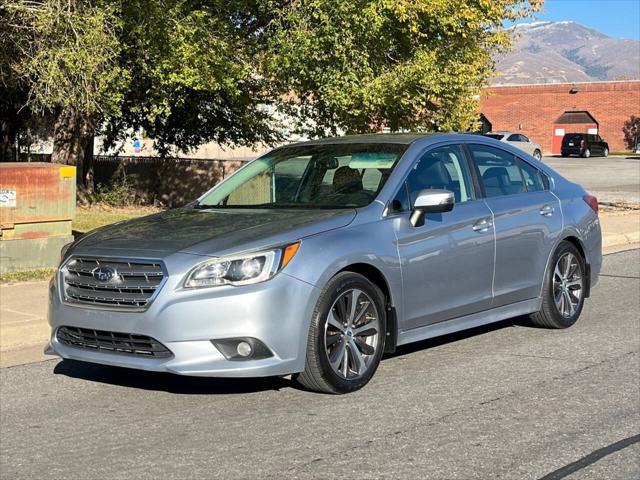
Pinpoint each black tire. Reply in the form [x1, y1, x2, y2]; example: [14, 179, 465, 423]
[530, 241, 586, 329]
[533, 149, 542, 161]
[603, 147, 609, 157]
[561, 151, 568, 157]
[582, 148, 591, 158]
[296, 272, 386, 394]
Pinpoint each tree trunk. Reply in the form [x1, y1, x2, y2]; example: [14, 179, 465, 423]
[51, 106, 96, 195]
[82, 134, 95, 194]
[0, 117, 18, 162]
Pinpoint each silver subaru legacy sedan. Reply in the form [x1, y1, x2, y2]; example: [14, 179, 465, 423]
[47, 133, 602, 393]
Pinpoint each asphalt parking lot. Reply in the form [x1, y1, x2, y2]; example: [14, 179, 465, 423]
[1, 249, 638, 480]
[544, 155, 640, 204]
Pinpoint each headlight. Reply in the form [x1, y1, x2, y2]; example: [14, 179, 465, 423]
[183, 242, 300, 288]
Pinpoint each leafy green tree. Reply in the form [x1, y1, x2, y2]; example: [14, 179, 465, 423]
[2, 0, 542, 190]
[2, 0, 281, 189]
[622, 115, 640, 151]
[100, 0, 282, 157]
[2, 0, 125, 186]
[264, 0, 543, 136]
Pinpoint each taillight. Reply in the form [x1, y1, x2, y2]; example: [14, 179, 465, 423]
[583, 194, 598, 214]
[580, 139, 585, 148]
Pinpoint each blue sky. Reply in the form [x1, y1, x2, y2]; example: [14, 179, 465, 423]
[513, 0, 640, 40]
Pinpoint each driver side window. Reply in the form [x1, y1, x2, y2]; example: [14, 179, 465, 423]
[390, 145, 473, 213]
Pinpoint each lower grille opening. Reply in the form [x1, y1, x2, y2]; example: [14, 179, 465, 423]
[57, 326, 172, 358]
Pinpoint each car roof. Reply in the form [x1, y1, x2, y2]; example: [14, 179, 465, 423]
[487, 131, 517, 135]
[282, 132, 482, 147]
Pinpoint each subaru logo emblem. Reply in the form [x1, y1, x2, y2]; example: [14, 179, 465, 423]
[92, 266, 116, 282]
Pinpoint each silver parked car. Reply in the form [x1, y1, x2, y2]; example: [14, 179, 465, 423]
[485, 131, 543, 160]
[47, 133, 602, 393]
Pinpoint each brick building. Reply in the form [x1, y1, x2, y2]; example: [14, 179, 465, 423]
[480, 81, 640, 154]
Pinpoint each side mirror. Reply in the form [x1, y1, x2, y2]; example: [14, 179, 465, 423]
[410, 189, 454, 227]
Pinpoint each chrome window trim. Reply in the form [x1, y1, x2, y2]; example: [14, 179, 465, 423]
[58, 255, 169, 312]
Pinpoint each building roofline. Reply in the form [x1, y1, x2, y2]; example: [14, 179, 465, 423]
[488, 79, 640, 88]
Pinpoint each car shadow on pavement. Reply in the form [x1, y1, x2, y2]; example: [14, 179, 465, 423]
[53, 360, 290, 395]
[53, 315, 535, 394]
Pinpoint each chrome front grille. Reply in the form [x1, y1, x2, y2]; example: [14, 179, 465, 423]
[57, 326, 172, 358]
[61, 257, 166, 310]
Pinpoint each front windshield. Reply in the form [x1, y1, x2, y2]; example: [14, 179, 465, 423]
[196, 143, 408, 209]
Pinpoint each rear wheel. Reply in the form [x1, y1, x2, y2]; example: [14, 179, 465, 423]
[582, 148, 591, 158]
[530, 241, 586, 329]
[296, 272, 386, 394]
[603, 147, 609, 157]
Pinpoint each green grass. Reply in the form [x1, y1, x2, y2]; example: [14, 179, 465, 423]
[73, 206, 158, 234]
[611, 152, 638, 157]
[0, 268, 56, 284]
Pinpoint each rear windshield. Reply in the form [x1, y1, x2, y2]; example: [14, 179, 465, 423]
[563, 134, 584, 144]
[485, 134, 504, 140]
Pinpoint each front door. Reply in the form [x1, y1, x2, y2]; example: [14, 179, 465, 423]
[468, 143, 562, 306]
[391, 144, 495, 331]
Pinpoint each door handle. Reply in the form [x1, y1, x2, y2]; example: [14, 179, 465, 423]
[540, 205, 555, 217]
[472, 219, 493, 233]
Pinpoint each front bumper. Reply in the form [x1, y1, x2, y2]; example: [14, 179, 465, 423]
[47, 264, 320, 377]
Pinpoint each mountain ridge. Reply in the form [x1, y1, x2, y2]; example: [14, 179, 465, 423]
[492, 21, 640, 85]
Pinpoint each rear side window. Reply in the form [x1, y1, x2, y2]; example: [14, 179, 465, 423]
[468, 144, 546, 197]
[517, 158, 545, 192]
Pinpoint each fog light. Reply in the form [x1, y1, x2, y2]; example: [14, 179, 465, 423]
[211, 337, 273, 361]
[236, 341, 252, 357]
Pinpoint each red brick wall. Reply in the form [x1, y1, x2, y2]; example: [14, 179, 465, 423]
[480, 81, 640, 153]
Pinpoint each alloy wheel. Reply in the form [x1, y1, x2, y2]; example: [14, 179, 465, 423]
[324, 289, 380, 380]
[553, 252, 583, 318]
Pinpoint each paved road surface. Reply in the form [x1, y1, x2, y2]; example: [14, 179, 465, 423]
[544, 156, 640, 204]
[1, 250, 639, 480]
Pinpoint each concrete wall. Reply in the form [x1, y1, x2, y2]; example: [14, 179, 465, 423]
[480, 81, 640, 153]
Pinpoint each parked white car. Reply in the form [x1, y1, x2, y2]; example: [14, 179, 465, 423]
[485, 132, 543, 160]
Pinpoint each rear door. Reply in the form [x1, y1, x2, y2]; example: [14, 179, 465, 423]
[467, 143, 562, 307]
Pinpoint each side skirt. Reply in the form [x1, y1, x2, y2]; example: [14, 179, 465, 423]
[396, 298, 542, 347]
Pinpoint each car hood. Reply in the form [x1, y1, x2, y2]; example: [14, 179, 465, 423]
[73, 207, 357, 257]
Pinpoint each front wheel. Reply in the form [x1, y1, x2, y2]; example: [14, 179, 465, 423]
[530, 241, 586, 329]
[296, 272, 386, 394]
[533, 149, 542, 161]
